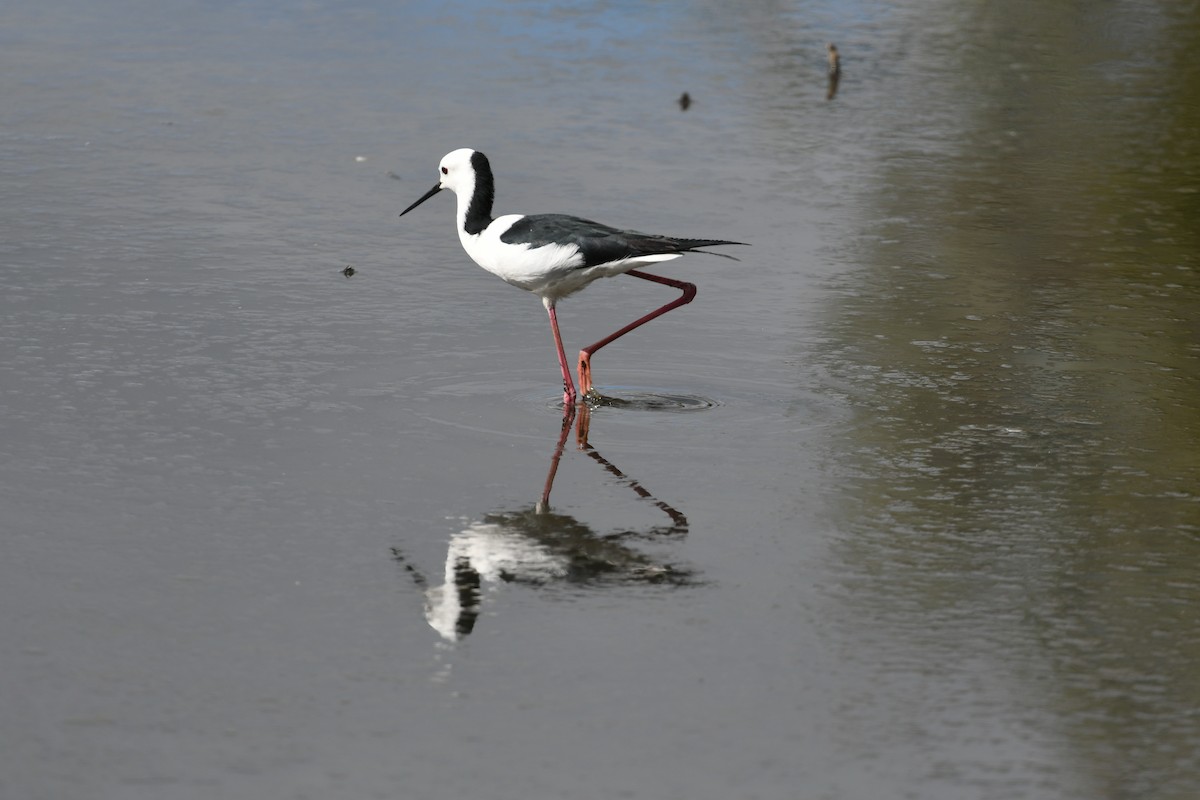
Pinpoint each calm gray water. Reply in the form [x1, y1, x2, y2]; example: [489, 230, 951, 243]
[3, 1, 1198, 799]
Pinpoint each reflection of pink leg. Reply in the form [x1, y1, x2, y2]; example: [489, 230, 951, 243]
[546, 303, 577, 406]
[541, 404, 685, 532]
[577, 270, 697, 397]
[575, 406, 688, 534]
[574, 402, 591, 449]
[538, 404, 576, 511]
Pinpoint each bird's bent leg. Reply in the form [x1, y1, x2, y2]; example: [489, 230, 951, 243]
[546, 303, 578, 406]
[576, 269, 697, 397]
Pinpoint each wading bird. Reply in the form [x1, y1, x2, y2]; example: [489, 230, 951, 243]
[399, 148, 745, 405]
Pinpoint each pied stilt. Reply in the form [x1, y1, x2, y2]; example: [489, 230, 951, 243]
[399, 148, 745, 406]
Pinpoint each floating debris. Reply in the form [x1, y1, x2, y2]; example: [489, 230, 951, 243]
[341, 265, 356, 278]
[678, 91, 691, 111]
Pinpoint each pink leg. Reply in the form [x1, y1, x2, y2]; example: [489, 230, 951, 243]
[546, 303, 578, 406]
[577, 269, 696, 397]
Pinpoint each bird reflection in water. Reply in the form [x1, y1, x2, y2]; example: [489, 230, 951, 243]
[394, 405, 695, 641]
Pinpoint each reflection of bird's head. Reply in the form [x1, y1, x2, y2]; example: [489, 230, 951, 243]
[423, 519, 570, 641]
[424, 554, 483, 641]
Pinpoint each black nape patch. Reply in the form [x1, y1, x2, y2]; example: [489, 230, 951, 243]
[464, 151, 495, 235]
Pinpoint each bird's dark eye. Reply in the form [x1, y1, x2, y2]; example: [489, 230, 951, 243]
[441, 166, 448, 175]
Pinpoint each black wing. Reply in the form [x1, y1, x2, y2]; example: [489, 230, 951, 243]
[500, 214, 746, 268]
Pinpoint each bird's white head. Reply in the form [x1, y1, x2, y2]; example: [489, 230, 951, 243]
[436, 148, 478, 194]
[399, 147, 488, 219]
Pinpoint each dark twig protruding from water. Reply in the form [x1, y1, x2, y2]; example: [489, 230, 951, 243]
[826, 43, 841, 101]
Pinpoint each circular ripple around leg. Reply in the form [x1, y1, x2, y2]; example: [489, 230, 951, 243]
[581, 387, 721, 413]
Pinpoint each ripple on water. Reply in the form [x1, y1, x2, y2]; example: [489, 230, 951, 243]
[398, 367, 725, 415]
[581, 388, 721, 413]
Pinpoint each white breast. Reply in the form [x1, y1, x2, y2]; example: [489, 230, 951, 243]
[460, 215, 584, 295]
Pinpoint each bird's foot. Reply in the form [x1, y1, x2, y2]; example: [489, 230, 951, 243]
[582, 387, 605, 406]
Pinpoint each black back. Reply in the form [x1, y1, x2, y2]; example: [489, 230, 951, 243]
[500, 213, 744, 267]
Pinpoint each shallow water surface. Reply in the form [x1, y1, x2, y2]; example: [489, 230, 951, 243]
[2, 1, 1198, 799]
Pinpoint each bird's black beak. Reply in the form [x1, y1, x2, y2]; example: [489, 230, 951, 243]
[399, 183, 443, 218]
